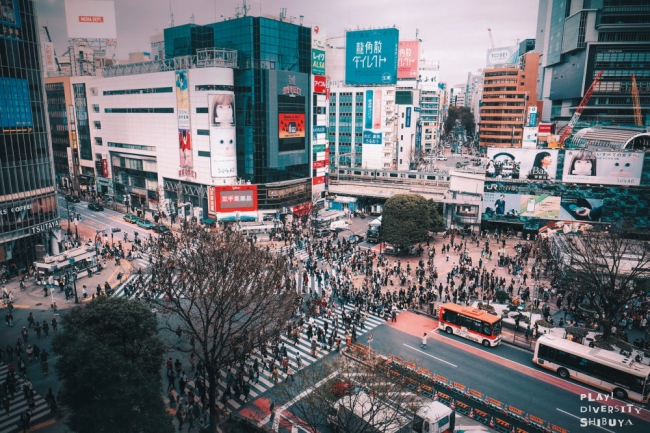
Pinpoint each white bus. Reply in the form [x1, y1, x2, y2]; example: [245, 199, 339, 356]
[533, 334, 650, 403]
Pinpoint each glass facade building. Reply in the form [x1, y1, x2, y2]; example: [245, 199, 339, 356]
[0, 0, 59, 270]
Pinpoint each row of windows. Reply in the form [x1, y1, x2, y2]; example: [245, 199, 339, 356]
[595, 51, 650, 62]
[103, 87, 172, 96]
[483, 86, 518, 92]
[597, 32, 650, 42]
[104, 108, 175, 114]
[481, 117, 524, 122]
[197, 129, 210, 136]
[196, 107, 209, 114]
[195, 85, 234, 92]
[198, 151, 210, 157]
[441, 310, 496, 336]
[107, 142, 156, 152]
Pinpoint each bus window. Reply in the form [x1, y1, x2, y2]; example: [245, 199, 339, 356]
[482, 323, 492, 336]
[442, 310, 457, 324]
[424, 421, 430, 432]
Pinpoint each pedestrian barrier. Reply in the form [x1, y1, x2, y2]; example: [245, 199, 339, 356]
[528, 414, 546, 430]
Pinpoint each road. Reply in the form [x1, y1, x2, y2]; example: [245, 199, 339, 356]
[367, 312, 650, 433]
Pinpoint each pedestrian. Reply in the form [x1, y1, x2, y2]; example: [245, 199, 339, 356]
[179, 375, 186, 395]
[421, 333, 428, 349]
[20, 409, 31, 432]
[166, 357, 173, 374]
[174, 359, 182, 377]
[42, 321, 49, 337]
[51, 317, 58, 333]
[6, 345, 12, 362]
[41, 350, 49, 376]
[525, 325, 531, 341]
[21, 326, 28, 342]
[243, 382, 250, 402]
[26, 345, 33, 362]
[286, 366, 295, 382]
[271, 366, 279, 383]
[175, 404, 185, 430]
[45, 388, 57, 414]
[34, 321, 42, 338]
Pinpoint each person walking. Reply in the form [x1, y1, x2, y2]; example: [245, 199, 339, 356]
[421, 333, 428, 349]
[51, 317, 58, 333]
[40, 350, 49, 376]
[20, 409, 31, 432]
[42, 321, 50, 337]
[34, 322, 42, 339]
[45, 388, 57, 414]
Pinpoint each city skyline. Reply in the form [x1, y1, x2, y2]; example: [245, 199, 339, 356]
[35, 0, 538, 85]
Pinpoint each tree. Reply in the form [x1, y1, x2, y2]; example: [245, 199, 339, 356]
[275, 356, 422, 433]
[150, 225, 300, 432]
[382, 194, 444, 251]
[53, 297, 172, 433]
[538, 231, 650, 340]
[443, 106, 475, 138]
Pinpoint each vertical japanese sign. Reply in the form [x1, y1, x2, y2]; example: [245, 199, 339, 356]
[208, 92, 237, 178]
[312, 49, 325, 75]
[345, 28, 399, 85]
[527, 106, 538, 127]
[363, 89, 383, 144]
[175, 70, 194, 175]
[397, 40, 420, 79]
[406, 107, 412, 128]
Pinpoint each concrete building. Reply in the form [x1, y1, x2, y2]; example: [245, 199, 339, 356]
[479, 52, 540, 149]
[1, 0, 60, 269]
[535, 0, 649, 126]
[417, 55, 443, 153]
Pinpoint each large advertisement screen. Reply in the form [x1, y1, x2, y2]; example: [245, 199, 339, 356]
[64, 0, 117, 39]
[345, 28, 399, 85]
[0, 77, 33, 128]
[485, 148, 559, 181]
[209, 92, 237, 178]
[363, 89, 383, 144]
[486, 45, 520, 67]
[562, 150, 644, 186]
[398, 40, 420, 79]
[483, 192, 603, 222]
[0, 0, 21, 40]
[215, 186, 258, 212]
[279, 114, 305, 139]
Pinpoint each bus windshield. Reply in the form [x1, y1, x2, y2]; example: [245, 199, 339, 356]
[493, 320, 502, 335]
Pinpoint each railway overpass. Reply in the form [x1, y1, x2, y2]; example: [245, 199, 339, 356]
[327, 179, 447, 201]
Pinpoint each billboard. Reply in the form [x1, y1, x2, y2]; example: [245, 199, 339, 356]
[486, 45, 520, 67]
[0, 77, 33, 128]
[397, 40, 420, 79]
[527, 106, 538, 127]
[208, 92, 237, 178]
[175, 70, 190, 129]
[483, 192, 604, 222]
[279, 114, 305, 139]
[522, 127, 538, 149]
[485, 148, 559, 180]
[43, 42, 57, 72]
[345, 28, 399, 85]
[538, 123, 552, 134]
[215, 186, 257, 212]
[313, 75, 326, 94]
[562, 150, 644, 186]
[312, 25, 326, 50]
[0, 0, 21, 40]
[64, 0, 117, 39]
[312, 49, 325, 75]
[363, 89, 383, 144]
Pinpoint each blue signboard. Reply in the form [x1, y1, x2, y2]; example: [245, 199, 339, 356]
[415, 123, 422, 151]
[313, 125, 327, 135]
[0, 78, 33, 128]
[362, 130, 382, 145]
[346, 28, 399, 85]
[365, 90, 374, 128]
[406, 107, 412, 128]
[312, 49, 325, 75]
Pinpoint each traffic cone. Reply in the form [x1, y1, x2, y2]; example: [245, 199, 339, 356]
[464, 387, 470, 398]
[484, 396, 489, 406]
[545, 423, 552, 433]
[503, 405, 509, 415]
[450, 398, 455, 410]
[433, 390, 439, 401]
[489, 417, 495, 428]
[468, 407, 475, 419]
[511, 426, 516, 433]
[524, 414, 530, 425]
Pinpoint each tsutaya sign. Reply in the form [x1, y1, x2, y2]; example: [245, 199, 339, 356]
[30, 220, 59, 234]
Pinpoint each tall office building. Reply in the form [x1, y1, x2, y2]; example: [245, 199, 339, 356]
[0, 0, 59, 269]
[536, 0, 649, 126]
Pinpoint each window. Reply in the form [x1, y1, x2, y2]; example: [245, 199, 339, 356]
[104, 108, 174, 114]
[92, 105, 99, 113]
[95, 137, 103, 146]
[198, 151, 210, 157]
[94, 121, 101, 130]
[196, 107, 209, 113]
[108, 142, 156, 152]
[197, 129, 210, 136]
[194, 84, 235, 92]
[102, 87, 173, 95]
[442, 310, 457, 324]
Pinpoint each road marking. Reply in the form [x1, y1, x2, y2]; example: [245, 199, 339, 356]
[11, 304, 30, 309]
[402, 344, 457, 367]
[26, 417, 56, 431]
[556, 408, 615, 433]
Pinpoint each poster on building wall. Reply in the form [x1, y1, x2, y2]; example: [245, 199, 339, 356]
[485, 148, 558, 180]
[175, 70, 190, 129]
[486, 46, 520, 67]
[345, 28, 399, 85]
[208, 92, 237, 178]
[179, 130, 193, 168]
[397, 40, 420, 79]
[312, 50, 325, 75]
[279, 114, 305, 139]
[527, 106, 538, 127]
[562, 150, 644, 186]
[313, 75, 326, 94]
[483, 192, 603, 222]
[362, 89, 383, 144]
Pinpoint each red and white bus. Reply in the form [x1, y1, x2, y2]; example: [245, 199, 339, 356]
[437, 303, 502, 347]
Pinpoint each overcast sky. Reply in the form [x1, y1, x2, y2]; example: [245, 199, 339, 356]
[35, 0, 539, 85]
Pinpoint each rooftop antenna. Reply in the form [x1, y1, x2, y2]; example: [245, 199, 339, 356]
[279, 8, 287, 22]
[169, 0, 174, 27]
[190, 13, 195, 24]
[299, 15, 304, 25]
[236, 0, 250, 18]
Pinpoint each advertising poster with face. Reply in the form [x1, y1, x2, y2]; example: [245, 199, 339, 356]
[485, 149, 559, 180]
[178, 130, 193, 168]
[209, 92, 237, 178]
[562, 150, 644, 186]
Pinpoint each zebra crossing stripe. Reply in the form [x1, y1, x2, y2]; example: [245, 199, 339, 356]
[0, 365, 51, 433]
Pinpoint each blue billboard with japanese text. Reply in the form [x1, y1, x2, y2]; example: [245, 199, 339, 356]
[345, 28, 399, 85]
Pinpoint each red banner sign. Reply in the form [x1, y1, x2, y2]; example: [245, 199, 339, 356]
[101, 159, 109, 178]
[313, 176, 326, 185]
[313, 160, 326, 169]
[314, 75, 326, 94]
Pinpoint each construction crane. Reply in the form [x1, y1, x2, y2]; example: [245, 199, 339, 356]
[631, 74, 643, 127]
[558, 70, 604, 146]
[487, 28, 495, 48]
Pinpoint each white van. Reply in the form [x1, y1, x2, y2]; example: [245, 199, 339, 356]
[330, 220, 350, 232]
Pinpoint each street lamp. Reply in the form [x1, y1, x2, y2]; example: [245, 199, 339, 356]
[67, 269, 79, 304]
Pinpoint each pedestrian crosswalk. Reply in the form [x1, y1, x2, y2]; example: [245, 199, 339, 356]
[163, 303, 391, 419]
[0, 364, 51, 433]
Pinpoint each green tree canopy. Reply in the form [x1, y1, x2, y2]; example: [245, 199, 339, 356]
[443, 106, 475, 138]
[382, 194, 445, 250]
[53, 297, 172, 433]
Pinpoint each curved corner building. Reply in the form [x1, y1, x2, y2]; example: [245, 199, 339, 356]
[0, 0, 59, 272]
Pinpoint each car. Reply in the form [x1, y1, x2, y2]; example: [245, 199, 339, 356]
[436, 155, 448, 161]
[455, 161, 469, 168]
[123, 213, 140, 224]
[314, 228, 331, 238]
[137, 219, 155, 229]
[65, 195, 80, 203]
[152, 225, 171, 235]
[87, 202, 104, 211]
